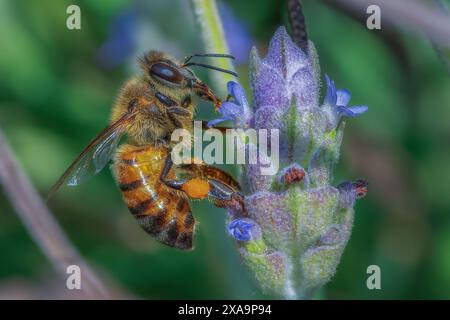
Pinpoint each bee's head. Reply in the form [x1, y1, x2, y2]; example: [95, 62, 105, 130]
[139, 51, 236, 109]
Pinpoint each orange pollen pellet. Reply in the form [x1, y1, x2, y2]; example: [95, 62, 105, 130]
[181, 178, 210, 199]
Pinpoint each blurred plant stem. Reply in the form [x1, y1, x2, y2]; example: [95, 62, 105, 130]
[335, 0, 450, 47]
[287, 0, 308, 52]
[326, 0, 450, 74]
[0, 129, 118, 299]
[189, 0, 236, 96]
[433, 0, 450, 74]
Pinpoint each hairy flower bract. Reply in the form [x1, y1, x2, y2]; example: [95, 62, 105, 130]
[213, 26, 368, 299]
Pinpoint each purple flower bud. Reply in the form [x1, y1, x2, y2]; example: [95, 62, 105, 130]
[250, 27, 318, 111]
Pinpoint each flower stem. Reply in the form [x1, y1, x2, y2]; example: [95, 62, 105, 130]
[0, 129, 117, 299]
[189, 0, 236, 95]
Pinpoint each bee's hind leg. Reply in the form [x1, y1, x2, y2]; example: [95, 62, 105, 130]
[159, 155, 246, 214]
[159, 156, 187, 191]
[207, 179, 246, 215]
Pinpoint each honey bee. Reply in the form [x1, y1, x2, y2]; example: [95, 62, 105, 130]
[48, 51, 244, 250]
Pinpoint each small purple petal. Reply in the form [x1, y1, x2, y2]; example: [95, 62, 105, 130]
[210, 81, 252, 128]
[227, 81, 247, 107]
[337, 105, 368, 117]
[219, 101, 242, 117]
[336, 89, 351, 106]
[323, 74, 337, 106]
[322, 75, 368, 124]
[208, 102, 240, 126]
[207, 117, 231, 127]
[347, 105, 368, 115]
[227, 219, 256, 241]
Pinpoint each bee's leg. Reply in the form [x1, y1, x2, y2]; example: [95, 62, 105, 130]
[154, 91, 192, 117]
[207, 178, 246, 215]
[160, 156, 246, 213]
[159, 156, 186, 190]
[159, 156, 209, 197]
[167, 106, 191, 117]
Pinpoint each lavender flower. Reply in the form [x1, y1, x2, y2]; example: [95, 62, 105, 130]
[214, 27, 368, 299]
[322, 74, 368, 127]
[207, 81, 252, 128]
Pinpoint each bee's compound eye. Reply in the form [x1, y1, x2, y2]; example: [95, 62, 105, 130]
[150, 63, 183, 84]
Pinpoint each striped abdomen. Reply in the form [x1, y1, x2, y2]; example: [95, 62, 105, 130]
[113, 144, 195, 250]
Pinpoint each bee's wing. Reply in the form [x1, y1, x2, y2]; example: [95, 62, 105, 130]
[47, 112, 135, 201]
[65, 126, 122, 187]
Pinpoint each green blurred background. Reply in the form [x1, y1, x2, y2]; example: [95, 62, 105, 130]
[1, 0, 450, 299]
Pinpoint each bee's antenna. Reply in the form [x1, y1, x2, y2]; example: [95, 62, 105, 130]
[183, 53, 235, 65]
[183, 62, 238, 77]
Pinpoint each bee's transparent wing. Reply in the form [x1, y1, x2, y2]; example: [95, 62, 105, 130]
[47, 112, 134, 201]
[65, 128, 122, 187]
